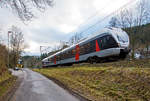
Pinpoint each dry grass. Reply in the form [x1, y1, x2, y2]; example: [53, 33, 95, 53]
[0, 71, 12, 83]
[0, 71, 16, 97]
[34, 59, 150, 101]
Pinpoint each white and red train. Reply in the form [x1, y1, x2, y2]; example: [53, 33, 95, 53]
[42, 27, 130, 67]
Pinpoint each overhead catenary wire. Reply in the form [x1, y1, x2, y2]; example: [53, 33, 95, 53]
[77, 0, 113, 29]
[77, 0, 137, 36]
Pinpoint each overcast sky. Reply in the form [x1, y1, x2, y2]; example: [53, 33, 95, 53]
[0, 0, 137, 56]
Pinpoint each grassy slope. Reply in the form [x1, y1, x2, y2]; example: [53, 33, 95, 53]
[34, 59, 150, 101]
[0, 71, 17, 97]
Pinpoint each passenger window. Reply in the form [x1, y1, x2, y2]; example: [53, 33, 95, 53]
[107, 36, 118, 48]
[106, 36, 110, 41]
[90, 40, 96, 52]
[101, 36, 107, 49]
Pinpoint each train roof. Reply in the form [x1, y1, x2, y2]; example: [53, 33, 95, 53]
[42, 27, 126, 61]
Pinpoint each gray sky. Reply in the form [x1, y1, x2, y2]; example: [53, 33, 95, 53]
[0, 0, 136, 55]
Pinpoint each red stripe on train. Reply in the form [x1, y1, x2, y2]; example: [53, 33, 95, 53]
[75, 45, 80, 61]
[54, 56, 56, 64]
[96, 40, 100, 52]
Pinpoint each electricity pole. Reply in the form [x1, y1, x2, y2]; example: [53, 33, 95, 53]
[40, 46, 42, 59]
[7, 31, 11, 68]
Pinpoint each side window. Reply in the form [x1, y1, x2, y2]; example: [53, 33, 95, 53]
[84, 44, 88, 54]
[57, 55, 60, 61]
[99, 35, 118, 49]
[49, 58, 51, 63]
[60, 53, 62, 60]
[97, 35, 112, 50]
[82, 43, 91, 55]
[65, 51, 68, 59]
[80, 45, 84, 55]
[59, 54, 62, 61]
[68, 50, 72, 58]
[98, 36, 107, 50]
[103, 36, 108, 49]
[107, 35, 118, 48]
[90, 40, 96, 52]
[64, 51, 67, 59]
[62, 53, 64, 60]
[97, 37, 102, 50]
[62, 53, 65, 60]
[68, 50, 70, 58]
[87, 43, 91, 53]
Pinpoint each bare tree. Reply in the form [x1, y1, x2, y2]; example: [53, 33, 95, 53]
[124, 9, 134, 28]
[47, 40, 68, 56]
[0, 0, 53, 21]
[52, 41, 68, 51]
[134, 0, 150, 26]
[109, 17, 119, 27]
[69, 33, 83, 45]
[9, 25, 26, 67]
[117, 9, 129, 28]
[59, 41, 68, 50]
[114, 0, 150, 28]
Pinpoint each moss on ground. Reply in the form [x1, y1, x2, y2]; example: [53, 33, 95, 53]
[34, 59, 150, 101]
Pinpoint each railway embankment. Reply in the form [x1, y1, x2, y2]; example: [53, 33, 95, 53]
[34, 59, 150, 101]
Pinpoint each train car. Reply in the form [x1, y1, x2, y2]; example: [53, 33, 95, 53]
[42, 27, 130, 67]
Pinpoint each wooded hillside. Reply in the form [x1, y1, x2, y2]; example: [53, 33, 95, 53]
[125, 23, 150, 55]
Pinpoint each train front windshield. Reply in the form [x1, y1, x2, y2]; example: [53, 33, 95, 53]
[116, 31, 129, 43]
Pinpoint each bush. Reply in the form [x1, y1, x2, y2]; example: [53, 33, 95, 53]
[0, 44, 8, 75]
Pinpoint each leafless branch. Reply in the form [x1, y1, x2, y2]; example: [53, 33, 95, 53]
[0, 0, 53, 22]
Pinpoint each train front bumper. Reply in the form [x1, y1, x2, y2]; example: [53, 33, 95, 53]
[120, 48, 131, 54]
